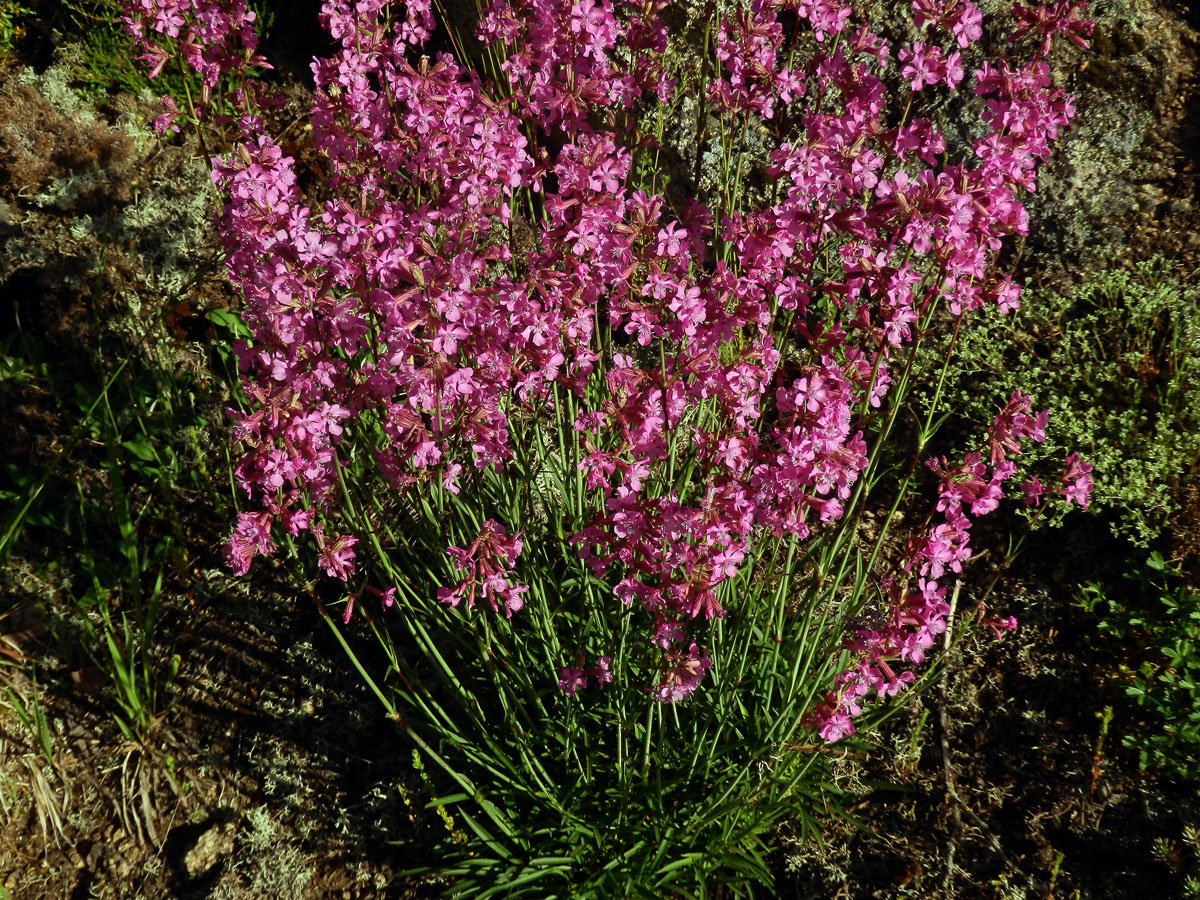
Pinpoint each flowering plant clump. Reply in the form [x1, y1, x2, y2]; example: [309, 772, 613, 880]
[124, 0, 1092, 891]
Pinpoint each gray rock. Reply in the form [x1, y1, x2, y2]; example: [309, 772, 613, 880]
[182, 818, 238, 879]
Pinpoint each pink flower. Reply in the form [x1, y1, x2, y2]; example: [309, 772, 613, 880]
[224, 511, 274, 576]
[1021, 476, 1046, 506]
[153, 95, 182, 135]
[557, 652, 613, 695]
[987, 391, 1047, 466]
[912, 0, 984, 47]
[315, 527, 358, 581]
[557, 666, 587, 696]
[1060, 453, 1094, 509]
[438, 521, 529, 617]
[898, 42, 956, 91]
[981, 614, 1018, 639]
[587, 655, 613, 687]
[652, 642, 712, 702]
[1009, 0, 1093, 57]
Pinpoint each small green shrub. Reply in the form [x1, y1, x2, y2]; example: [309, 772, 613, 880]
[0, 2, 32, 55]
[922, 255, 1200, 546]
[1077, 552, 1200, 783]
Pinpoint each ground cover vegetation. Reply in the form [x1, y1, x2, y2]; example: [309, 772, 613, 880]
[0, 0, 1199, 897]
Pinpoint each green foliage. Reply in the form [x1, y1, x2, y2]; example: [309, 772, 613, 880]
[57, 0, 156, 96]
[1076, 552, 1200, 783]
[0, 1, 32, 55]
[3, 671, 55, 766]
[0, 292, 244, 745]
[921, 255, 1200, 545]
[1, 353, 182, 741]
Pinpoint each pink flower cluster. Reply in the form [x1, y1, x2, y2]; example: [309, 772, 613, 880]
[558, 652, 614, 696]
[122, 0, 271, 133]
[806, 392, 1047, 741]
[1009, 0, 1094, 57]
[652, 642, 713, 702]
[898, 41, 964, 92]
[808, 391, 1094, 742]
[437, 521, 529, 617]
[125, 0, 1091, 722]
[478, 0, 671, 132]
[911, 0, 983, 48]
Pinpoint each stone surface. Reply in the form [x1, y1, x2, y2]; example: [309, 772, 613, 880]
[182, 818, 238, 879]
[1023, 0, 1200, 288]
